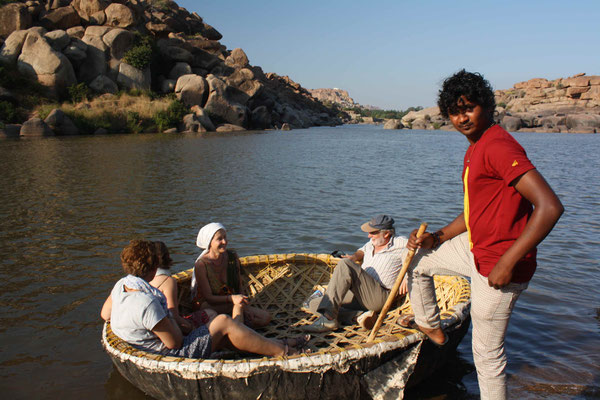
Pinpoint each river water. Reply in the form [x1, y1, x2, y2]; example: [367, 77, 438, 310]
[0, 125, 598, 399]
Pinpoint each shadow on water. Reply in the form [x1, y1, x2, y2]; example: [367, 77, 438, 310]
[106, 367, 153, 400]
[403, 350, 478, 400]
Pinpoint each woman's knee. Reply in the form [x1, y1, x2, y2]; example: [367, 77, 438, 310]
[207, 314, 233, 333]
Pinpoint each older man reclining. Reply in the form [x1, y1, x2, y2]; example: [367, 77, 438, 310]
[303, 214, 408, 332]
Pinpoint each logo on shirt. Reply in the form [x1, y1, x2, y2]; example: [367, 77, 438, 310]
[512, 160, 519, 167]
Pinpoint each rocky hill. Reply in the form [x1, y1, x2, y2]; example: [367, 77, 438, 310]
[397, 73, 600, 133]
[309, 88, 356, 108]
[0, 0, 343, 137]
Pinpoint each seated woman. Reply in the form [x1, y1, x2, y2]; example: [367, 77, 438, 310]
[191, 223, 271, 328]
[101, 240, 307, 359]
[149, 241, 215, 335]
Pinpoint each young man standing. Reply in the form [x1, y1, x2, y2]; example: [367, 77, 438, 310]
[404, 70, 564, 399]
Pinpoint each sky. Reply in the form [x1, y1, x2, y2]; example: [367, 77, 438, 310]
[178, 0, 600, 110]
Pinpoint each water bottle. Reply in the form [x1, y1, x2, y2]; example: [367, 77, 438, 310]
[303, 289, 323, 309]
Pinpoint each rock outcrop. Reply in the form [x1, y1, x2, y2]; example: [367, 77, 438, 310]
[0, 0, 342, 134]
[309, 88, 356, 108]
[494, 73, 600, 133]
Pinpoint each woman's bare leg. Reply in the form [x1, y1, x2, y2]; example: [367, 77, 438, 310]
[244, 306, 271, 328]
[232, 303, 244, 324]
[206, 314, 286, 356]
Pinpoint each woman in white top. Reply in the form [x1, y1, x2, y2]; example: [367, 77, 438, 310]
[191, 223, 271, 328]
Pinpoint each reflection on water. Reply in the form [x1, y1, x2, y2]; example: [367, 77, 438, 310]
[0, 126, 598, 399]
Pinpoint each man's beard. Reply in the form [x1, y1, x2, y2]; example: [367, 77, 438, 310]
[371, 236, 386, 247]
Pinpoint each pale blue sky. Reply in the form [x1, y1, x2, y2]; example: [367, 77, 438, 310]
[179, 0, 599, 110]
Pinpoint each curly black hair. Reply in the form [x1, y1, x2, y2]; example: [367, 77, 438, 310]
[437, 69, 496, 118]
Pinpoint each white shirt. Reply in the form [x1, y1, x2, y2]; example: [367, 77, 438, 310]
[358, 236, 408, 289]
[110, 277, 168, 353]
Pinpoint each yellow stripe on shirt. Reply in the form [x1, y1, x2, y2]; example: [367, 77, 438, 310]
[463, 166, 473, 249]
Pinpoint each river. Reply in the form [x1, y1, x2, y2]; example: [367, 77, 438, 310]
[0, 125, 598, 399]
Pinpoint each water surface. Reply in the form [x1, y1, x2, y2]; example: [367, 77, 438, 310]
[0, 125, 598, 399]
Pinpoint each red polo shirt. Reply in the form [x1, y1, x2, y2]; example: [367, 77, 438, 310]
[462, 125, 537, 283]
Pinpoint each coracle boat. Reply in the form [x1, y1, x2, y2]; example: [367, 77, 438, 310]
[102, 253, 471, 399]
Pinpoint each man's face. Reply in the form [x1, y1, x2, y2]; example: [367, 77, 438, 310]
[368, 230, 389, 247]
[448, 96, 493, 141]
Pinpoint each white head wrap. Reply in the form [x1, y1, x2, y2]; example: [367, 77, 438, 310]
[191, 222, 226, 299]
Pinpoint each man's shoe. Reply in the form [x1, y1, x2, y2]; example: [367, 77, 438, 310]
[357, 310, 378, 330]
[302, 315, 340, 333]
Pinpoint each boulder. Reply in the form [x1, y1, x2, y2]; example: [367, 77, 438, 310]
[0, 30, 28, 65]
[79, 29, 108, 82]
[145, 22, 173, 36]
[250, 105, 271, 130]
[159, 78, 176, 94]
[44, 108, 79, 135]
[104, 3, 134, 28]
[44, 30, 70, 51]
[63, 38, 88, 65]
[204, 74, 248, 127]
[66, 26, 85, 39]
[0, 124, 21, 138]
[40, 6, 81, 30]
[226, 68, 262, 100]
[175, 74, 208, 107]
[191, 49, 221, 71]
[501, 115, 522, 132]
[89, 74, 117, 94]
[224, 48, 249, 69]
[282, 106, 311, 128]
[280, 123, 291, 131]
[581, 86, 600, 101]
[20, 117, 54, 136]
[169, 62, 192, 80]
[538, 115, 566, 129]
[179, 113, 206, 133]
[72, 0, 107, 22]
[0, 3, 32, 38]
[565, 114, 600, 130]
[567, 86, 589, 98]
[84, 25, 111, 38]
[26, 1, 45, 18]
[17, 30, 77, 97]
[200, 22, 222, 41]
[163, 127, 178, 134]
[89, 10, 106, 25]
[383, 119, 404, 129]
[563, 76, 590, 88]
[160, 44, 193, 64]
[117, 63, 150, 90]
[190, 105, 215, 131]
[0, 86, 16, 103]
[216, 124, 245, 132]
[102, 28, 134, 60]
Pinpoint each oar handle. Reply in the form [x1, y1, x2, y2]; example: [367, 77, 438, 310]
[367, 222, 428, 342]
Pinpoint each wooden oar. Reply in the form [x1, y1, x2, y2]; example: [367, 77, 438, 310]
[367, 222, 428, 342]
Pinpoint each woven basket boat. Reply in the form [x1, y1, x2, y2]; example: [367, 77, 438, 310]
[102, 253, 471, 399]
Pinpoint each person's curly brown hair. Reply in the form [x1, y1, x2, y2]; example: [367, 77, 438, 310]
[120, 240, 159, 277]
[154, 241, 172, 269]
